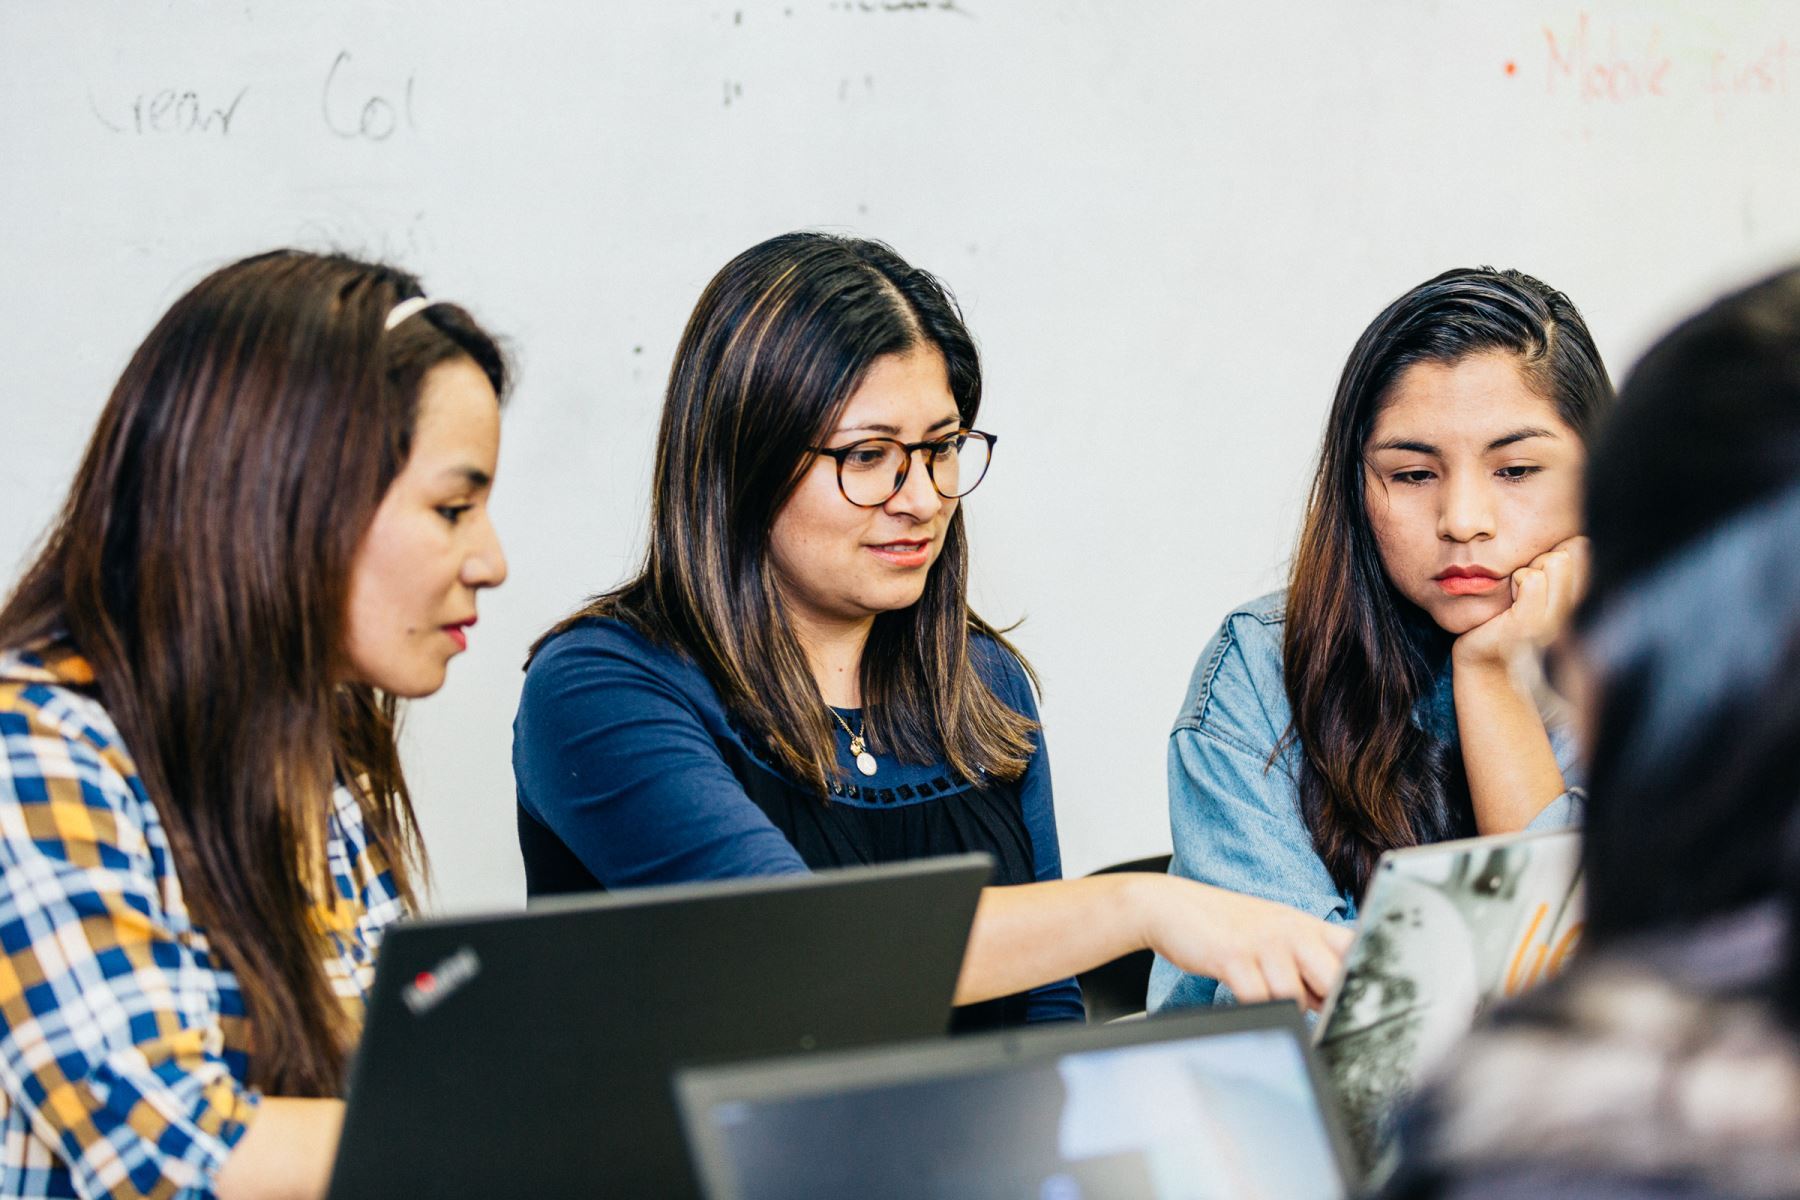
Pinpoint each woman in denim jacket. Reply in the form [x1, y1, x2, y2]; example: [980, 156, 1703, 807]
[1152, 269, 1614, 1010]
[1385, 266, 1800, 1200]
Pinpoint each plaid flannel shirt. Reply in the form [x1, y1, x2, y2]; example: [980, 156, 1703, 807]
[0, 641, 408, 1199]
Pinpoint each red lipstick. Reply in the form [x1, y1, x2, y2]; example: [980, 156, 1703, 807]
[1434, 566, 1505, 596]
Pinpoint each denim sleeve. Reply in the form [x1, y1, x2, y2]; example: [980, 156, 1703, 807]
[1527, 790, 1585, 830]
[1148, 614, 1351, 1013]
[1528, 719, 1588, 830]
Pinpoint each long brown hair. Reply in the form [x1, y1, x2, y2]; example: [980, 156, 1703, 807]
[1284, 268, 1611, 898]
[533, 232, 1036, 791]
[0, 250, 505, 1096]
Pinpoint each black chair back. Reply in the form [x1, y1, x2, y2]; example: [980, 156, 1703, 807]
[1075, 853, 1173, 1023]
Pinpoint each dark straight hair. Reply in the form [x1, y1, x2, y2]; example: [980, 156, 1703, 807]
[1573, 269, 1800, 1023]
[534, 231, 1036, 791]
[1284, 267, 1613, 898]
[0, 250, 506, 1096]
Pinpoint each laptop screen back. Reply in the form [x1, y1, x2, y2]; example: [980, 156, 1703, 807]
[326, 855, 991, 1200]
[681, 1007, 1351, 1200]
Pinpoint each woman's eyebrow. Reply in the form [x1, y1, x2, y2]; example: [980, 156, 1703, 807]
[436, 465, 492, 488]
[1367, 426, 1558, 455]
[1368, 437, 1439, 455]
[834, 415, 962, 437]
[1486, 426, 1556, 451]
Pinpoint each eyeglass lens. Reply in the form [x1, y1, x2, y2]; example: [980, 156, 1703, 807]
[838, 433, 992, 506]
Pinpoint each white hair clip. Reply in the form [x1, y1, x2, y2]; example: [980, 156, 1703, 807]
[384, 296, 436, 331]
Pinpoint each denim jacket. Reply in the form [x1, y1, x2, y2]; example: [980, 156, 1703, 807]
[1148, 591, 1585, 1012]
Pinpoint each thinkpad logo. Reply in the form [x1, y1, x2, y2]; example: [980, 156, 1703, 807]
[401, 946, 481, 1015]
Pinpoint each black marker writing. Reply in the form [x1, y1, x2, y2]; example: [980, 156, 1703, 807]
[90, 86, 249, 135]
[323, 51, 417, 141]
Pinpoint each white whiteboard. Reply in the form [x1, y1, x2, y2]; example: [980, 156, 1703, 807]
[5, 1, 1799, 912]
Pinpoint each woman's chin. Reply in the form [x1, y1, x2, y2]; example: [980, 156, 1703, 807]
[1426, 593, 1509, 637]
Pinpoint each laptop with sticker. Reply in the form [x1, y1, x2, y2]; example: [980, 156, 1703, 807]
[325, 854, 991, 1199]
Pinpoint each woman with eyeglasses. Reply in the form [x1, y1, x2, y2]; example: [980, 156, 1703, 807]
[1151, 268, 1614, 1012]
[514, 231, 1349, 1027]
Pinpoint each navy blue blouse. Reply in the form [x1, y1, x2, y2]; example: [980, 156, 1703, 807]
[512, 617, 1083, 1027]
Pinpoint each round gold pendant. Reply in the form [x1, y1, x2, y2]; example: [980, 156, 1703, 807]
[855, 751, 878, 777]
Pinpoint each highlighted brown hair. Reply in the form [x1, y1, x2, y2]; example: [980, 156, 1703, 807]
[534, 232, 1036, 790]
[1284, 268, 1611, 898]
[0, 250, 506, 1095]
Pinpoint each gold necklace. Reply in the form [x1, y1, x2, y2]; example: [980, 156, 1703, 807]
[828, 707, 879, 777]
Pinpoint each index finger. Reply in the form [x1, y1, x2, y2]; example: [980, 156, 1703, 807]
[1294, 935, 1346, 1000]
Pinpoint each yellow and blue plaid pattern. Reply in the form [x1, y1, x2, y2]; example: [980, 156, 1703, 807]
[0, 641, 407, 1199]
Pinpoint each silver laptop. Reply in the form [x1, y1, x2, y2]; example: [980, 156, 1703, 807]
[1314, 827, 1585, 1172]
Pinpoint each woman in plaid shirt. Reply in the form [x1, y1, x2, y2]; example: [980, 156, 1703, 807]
[0, 252, 508, 1199]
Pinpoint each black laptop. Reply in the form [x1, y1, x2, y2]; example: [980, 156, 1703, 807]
[325, 855, 992, 1199]
[677, 1003, 1357, 1200]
